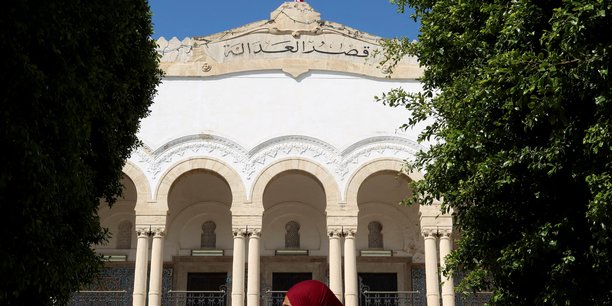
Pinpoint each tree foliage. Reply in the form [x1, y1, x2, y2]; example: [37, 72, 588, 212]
[379, 0, 612, 304]
[0, 0, 162, 304]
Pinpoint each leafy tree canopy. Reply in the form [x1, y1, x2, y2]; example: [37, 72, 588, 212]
[0, 0, 162, 304]
[379, 0, 611, 304]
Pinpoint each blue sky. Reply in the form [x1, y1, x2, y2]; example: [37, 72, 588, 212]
[149, 0, 419, 40]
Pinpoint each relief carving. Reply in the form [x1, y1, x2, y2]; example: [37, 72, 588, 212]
[154, 2, 421, 79]
[130, 135, 423, 199]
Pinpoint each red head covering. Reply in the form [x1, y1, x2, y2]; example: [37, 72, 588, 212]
[286, 280, 344, 306]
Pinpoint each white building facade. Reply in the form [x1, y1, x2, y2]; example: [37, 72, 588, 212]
[79, 3, 475, 306]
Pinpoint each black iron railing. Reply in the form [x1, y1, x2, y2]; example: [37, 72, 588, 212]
[166, 290, 228, 306]
[262, 290, 287, 306]
[68, 290, 130, 306]
[361, 290, 422, 306]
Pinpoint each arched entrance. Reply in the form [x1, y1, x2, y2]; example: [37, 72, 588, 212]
[356, 171, 424, 306]
[166, 169, 233, 305]
[260, 170, 328, 304]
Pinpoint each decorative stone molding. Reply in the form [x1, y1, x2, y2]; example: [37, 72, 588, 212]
[247, 136, 338, 180]
[233, 228, 248, 238]
[421, 228, 438, 238]
[419, 204, 453, 238]
[151, 227, 166, 237]
[339, 137, 420, 180]
[136, 227, 150, 237]
[156, 37, 194, 63]
[421, 226, 452, 238]
[328, 228, 343, 238]
[133, 134, 248, 181]
[247, 228, 261, 238]
[439, 229, 453, 238]
[155, 2, 422, 79]
[344, 228, 357, 238]
[130, 134, 423, 202]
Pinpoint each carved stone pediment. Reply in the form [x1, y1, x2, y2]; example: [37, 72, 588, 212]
[269, 1, 322, 34]
[156, 2, 422, 79]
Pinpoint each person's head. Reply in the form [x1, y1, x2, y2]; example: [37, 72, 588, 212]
[282, 280, 343, 306]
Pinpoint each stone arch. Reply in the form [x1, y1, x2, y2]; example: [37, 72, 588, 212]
[344, 158, 423, 210]
[250, 158, 340, 212]
[155, 157, 247, 211]
[122, 161, 152, 208]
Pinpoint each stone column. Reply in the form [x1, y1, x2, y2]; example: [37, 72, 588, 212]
[148, 228, 165, 306]
[328, 228, 343, 302]
[343, 229, 358, 306]
[232, 228, 247, 306]
[132, 228, 149, 306]
[246, 228, 261, 306]
[439, 230, 455, 306]
[423, 229, 440, 306]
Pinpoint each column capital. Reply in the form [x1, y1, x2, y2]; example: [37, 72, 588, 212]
[421, 228, 438, 238]
[328, 228, 343, 238]
[247, 227, 261, 237]
[151, 227, 165, 237]
[136, 227, 150, 237]
[439, 228, 453, 238]
[233, 228, 248, 237]
[344, 228, 357, 238]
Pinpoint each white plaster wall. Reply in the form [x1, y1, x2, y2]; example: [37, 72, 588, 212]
[139, 71, 422, 152]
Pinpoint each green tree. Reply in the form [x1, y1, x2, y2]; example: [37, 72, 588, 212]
[0, 0, 162, 304]
[379, 0, 611, 304]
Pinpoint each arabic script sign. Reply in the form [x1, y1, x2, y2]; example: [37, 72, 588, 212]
[223, 38, 372, 58]
[191, 33, 382, 64]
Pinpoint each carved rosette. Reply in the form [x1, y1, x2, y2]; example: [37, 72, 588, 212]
[201, 62, 212, 72]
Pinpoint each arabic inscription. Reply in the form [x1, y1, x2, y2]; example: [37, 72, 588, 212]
[222, 38, 373, 58]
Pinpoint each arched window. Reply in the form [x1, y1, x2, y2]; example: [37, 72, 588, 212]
[285, 221, 300, 249]
[201, 221, 217, 249]
[117, 220, 132, 249]
[368, 221, 383, 249]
